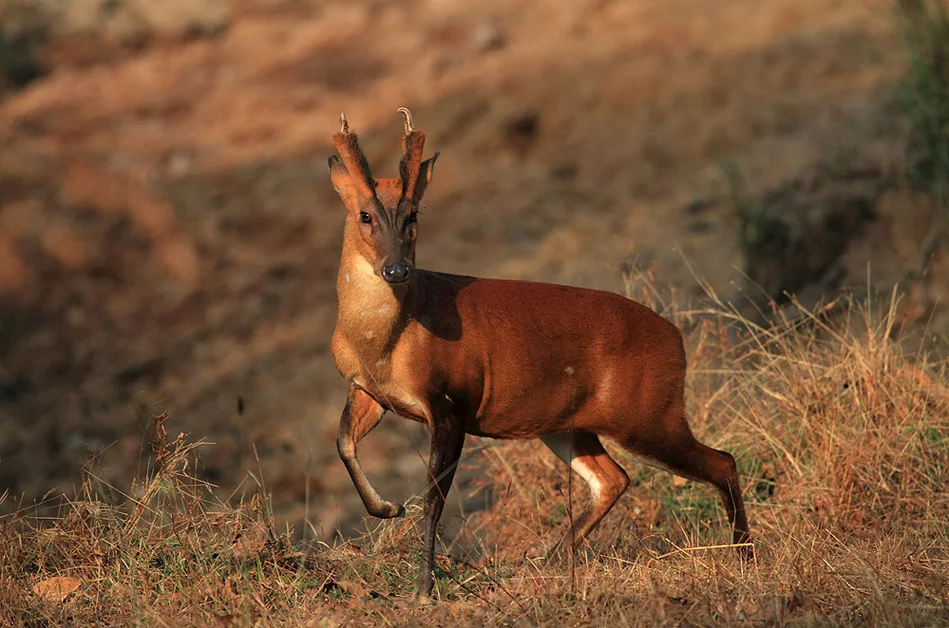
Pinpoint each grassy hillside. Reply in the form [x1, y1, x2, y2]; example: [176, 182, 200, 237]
[3, 0, 947, 539]
[2, 1, 949, 624]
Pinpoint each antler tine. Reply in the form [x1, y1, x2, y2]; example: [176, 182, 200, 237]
[398, 107, 425, 202]
[339, 112, 349, 134]
[397, 107, 415, 134]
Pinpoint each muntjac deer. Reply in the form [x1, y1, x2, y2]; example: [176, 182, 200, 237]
[329, 108, 752, 601]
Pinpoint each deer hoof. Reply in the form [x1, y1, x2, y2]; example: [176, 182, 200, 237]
[370, 501, 405, 519]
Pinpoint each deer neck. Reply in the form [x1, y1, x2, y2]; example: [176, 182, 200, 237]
[335, 238, 414, 366]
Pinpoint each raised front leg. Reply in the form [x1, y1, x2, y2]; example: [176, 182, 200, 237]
[415, 418, 466, 602]
[337, 387, 404, 518]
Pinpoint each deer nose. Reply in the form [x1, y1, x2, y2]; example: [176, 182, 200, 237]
[382, 263, 411, 284]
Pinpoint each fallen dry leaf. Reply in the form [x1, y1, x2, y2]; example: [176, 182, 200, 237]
[32, 576, 81, 602]
[335, 580, 369, 599]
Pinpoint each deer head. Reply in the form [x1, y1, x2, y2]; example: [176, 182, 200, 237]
[328, 108, 439, 285]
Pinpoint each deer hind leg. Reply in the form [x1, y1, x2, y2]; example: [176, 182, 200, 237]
[540, 431, 630, 557]
[337, 386, 404, 519]
[617, 411, 753, 559]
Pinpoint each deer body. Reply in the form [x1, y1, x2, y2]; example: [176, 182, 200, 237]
[328, 109, 751, 602]
[335, 266, 686, 439]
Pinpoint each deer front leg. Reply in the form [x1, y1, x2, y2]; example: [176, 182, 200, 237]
[337, 387, 404, 518]
[415, 417, 465, 602]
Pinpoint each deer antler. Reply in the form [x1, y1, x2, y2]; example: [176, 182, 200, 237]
[397, 107, 415, 133]
[397, 107, 425, 202]
[333, 112, 375, 198]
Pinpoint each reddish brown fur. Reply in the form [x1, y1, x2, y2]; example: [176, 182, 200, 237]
[399, 128, 426, 201]
[328, 109, 751, 602]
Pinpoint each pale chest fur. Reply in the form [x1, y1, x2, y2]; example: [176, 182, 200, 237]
[332, 256, 430, 420]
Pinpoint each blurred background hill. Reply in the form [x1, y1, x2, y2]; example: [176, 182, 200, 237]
[1, 0, 947, 538]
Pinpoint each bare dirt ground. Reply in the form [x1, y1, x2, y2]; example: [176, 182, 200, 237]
[1, 0, 946, 538]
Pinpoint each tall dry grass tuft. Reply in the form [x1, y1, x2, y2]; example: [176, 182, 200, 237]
[0, 408, 327, 626]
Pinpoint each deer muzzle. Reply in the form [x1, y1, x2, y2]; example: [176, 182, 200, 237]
[381, 262, 412, 284]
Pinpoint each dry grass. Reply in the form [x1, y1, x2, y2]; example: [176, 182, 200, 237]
[3, 282, 947, 626]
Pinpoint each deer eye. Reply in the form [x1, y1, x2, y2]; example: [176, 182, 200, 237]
[359, 211, 372, 224]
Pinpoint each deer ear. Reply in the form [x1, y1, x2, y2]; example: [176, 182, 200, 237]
[328, 156, 360, 206]
[328, 155, 350, 192]
[412, 153, 439, 205]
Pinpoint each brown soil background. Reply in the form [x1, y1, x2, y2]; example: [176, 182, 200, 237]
[1, 0, 946, 538]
